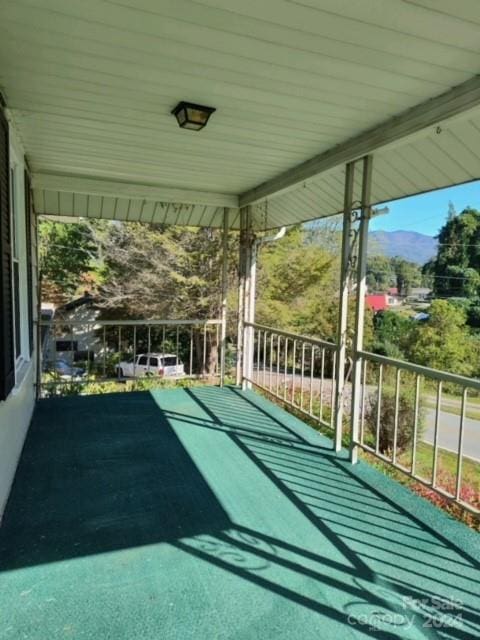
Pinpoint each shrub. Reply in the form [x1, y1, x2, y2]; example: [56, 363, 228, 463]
[364, 383, 424, 455]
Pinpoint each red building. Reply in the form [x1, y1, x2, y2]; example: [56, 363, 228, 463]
[365, 294, 389, 312]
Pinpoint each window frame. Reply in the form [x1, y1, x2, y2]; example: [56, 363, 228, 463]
[8, 146, 30, 378]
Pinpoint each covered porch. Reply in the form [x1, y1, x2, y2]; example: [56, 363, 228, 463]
[1, 1, 480, 638]
[1, 385, 478, 639]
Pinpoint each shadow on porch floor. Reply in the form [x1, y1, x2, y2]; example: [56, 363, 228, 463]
[0, 386, 479, 639]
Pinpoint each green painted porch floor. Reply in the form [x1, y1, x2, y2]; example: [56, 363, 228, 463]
[0, 387, 479, 640]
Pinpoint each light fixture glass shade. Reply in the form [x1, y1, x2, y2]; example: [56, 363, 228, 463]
[172, 102, 216, 131]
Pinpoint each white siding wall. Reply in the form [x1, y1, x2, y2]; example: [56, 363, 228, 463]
[0, 120, 36, 521]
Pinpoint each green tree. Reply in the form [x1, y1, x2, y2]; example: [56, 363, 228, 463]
[408, 300, 479, 376]
[256, 226, 340, 340]
[372, 310, 412, 359]
[431, 207, 480, 298]
[39, 220, 97, 299]
[391, 257, 421, 295]
[366, 255, 394, 292]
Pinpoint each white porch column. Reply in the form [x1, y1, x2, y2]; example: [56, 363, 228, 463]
[241, 207, 255, 390]
[236, 207, 253, 387]
[219, 208, 229, 387]
[334, 161, 355, 452]
[350, 155, 373, 463]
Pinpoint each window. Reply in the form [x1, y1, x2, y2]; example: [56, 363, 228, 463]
[138, 356, 148, 366]
[162, 357, 178, 367]
[10, 167, 21, 361]
[149, 357, 158, 367]
[9, 147, 30, 376]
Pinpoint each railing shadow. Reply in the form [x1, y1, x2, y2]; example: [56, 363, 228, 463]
[1, 386, 479, 639]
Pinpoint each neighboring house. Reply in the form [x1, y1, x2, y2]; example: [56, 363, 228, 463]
[365, 293, 402, 313]
[43, 293, 101, 366]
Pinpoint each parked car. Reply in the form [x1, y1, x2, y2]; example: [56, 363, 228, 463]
[46, 359, 86, 379]
[116, 353, 185, 378]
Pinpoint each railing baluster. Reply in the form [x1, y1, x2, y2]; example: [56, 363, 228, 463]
[70, 323, 74, 382]
[189, 327, 194, 376]
[309, 345, 314, 416]
[392, 368, 401, 463]
[330, 350, 336, 430]
[455, 387, 468, 500]
[300, 342, 305, 411]
[269, 333, 274, 391]
[360, 359, 367, 446]
[411, 374, 421, 475]
[176, 326, 180, 376]
[291, 339, 297, 404]
[276, 335, 281, 397]
[86, 323, 91, 380]
[319, 347, 325, 422]
[432, 380, 442, 487]
[102, 326, 106, 378]
[216, 324, 221, 375]
[118, 326, 122, 379]
[263, 330, 267, 388]
[203, 323, 207, 376]
[375, 363, 383, 454]
[256, 329, 261, 383]
[133, 325, 137, 378]
[284, 338, 288, 401]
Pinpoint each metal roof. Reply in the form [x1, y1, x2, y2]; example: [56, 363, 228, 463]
[2, 0, 480, 228]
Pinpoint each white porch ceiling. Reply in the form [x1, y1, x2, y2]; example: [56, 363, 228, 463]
[1, 0, 480, 228]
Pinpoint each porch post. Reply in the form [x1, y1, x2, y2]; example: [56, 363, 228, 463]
[334, 161, 355, 452]
[236, 208, 247, 386]
[350, 155, 373, 463]
[242, 207, 255, 390]
[220, 207, 229, 386]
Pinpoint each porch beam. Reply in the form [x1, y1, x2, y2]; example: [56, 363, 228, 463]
[32, 173, 239, 209]
[239, 75, 480, 207]
[350, 155, 373, 463]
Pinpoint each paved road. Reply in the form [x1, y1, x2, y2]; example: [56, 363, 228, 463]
[423, 409, 480, 461]
[253, 369, 480, 461]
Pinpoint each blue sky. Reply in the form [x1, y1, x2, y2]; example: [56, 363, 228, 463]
[370, 180, 480, 237]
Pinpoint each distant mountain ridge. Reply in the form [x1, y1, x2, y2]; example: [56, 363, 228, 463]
[368, 230, 437, 265]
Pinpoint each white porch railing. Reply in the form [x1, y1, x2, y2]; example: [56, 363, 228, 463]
[246, 322, 479, 517]
[38, 318, 225, 396]
[245, 322, 338, 432]
[356, 350, 480, 516]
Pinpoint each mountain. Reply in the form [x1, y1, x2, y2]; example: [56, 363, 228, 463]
[368, 230, 437, 265]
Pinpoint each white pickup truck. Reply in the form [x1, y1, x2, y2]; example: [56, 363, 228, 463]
[116, 353, 185, 378]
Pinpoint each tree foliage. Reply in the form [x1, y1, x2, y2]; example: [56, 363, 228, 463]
[429, 207, 480, 298]
[93, 222, 237, 321]
[39, 220, 96, 299]
[366, 255, 422, 294]
[409, 300, 479, 376]
[255, 226, 341, 340]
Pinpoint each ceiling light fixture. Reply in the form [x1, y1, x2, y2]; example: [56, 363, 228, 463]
[171, 101, 216, 131]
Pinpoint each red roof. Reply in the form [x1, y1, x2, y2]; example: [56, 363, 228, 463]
[365, 294, 388, 312]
